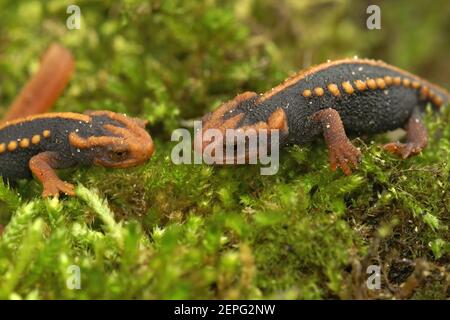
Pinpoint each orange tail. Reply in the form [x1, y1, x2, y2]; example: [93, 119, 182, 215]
[3, 43, 75, 121]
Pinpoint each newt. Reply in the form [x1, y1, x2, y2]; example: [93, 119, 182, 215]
[0, 111, 154, 197]
[0, 44, 154, 197]
[195, 58, 450, 174]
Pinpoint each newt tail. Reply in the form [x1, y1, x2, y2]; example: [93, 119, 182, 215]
[3, 43, 75, 122]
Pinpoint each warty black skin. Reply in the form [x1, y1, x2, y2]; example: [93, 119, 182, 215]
[220, 59, 450, 146]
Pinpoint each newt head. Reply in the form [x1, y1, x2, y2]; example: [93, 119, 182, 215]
[194, 92, 288, 163]
[69, 111, 154, 168]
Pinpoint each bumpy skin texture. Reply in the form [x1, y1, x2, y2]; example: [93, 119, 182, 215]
[197, 59, 450, 174]
[0, 111, 154, 197]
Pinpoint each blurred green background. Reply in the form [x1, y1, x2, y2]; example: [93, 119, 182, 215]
[0, 0, 448, 300]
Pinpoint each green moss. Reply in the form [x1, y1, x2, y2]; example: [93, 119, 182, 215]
[0, 0, 449, 299]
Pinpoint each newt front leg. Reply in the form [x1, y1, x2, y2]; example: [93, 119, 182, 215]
[311, 108, 361, 175]
[29, 151, 75, 197]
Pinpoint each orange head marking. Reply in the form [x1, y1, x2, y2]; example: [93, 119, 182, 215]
[195, 90, 289, 163]
[195, 92, 257, 154]
[70, 111, 154, 168]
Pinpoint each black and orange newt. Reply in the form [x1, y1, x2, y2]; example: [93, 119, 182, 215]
[196, 58, 450, 174]
[0, 111, 154, 197]
[0, 45, 154, 197]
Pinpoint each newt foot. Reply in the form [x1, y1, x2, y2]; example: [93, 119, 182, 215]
[383, 142, 423, 159]
[328, 140, 361, 175]
[42, 180, 75, 198]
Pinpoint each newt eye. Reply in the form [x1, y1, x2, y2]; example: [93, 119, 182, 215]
[109, 150, 128, 162]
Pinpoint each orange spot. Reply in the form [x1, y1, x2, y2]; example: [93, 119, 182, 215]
[19, 138, 30, 148]
[31, 135, 41, 144]
[354, 80, 367, 91]
[375, 78, 386, 89]
[7, 141, 17, 151]
[327, 84, 340, 96]
[302, 89, 312, 98]
[0, 143, 5, 153]
[420, 86, 429, 99]
[432, 95, 443, 107]
[314, 87, 324, 96]
[402, 78, 411, 87]
[267, 108, 289, 132]
[341, 81, 354, 94]
[393, 77, 401, 85]
[412, 81, 420, 89]
[366, 79, 377, 90]
[384, 76, 393, 85]
[43, 130, 51, 138]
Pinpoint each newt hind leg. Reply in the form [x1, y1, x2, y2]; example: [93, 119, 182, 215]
[383, 108, 428, 159]
[312, 108, 362, 175]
